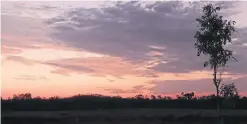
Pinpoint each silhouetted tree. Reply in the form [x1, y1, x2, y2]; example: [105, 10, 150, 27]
[194, 3, 236, 119]
[220, 83, 238, 98]
[220, 83, 239, 108]
[163, 96, 172, 100]
[151, 95, 156, 100]
[2, 93, 247, 111]
[176, 92, 195, 100]
[176, 92, 185, 100]
[135, 94, 144, 100]
[157, 95, 162, 100]
[183, 92, 195, 100]
[13, 93, 32, 100]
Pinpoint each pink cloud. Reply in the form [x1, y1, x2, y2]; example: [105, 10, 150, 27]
[1, 34, 81, 55]
[1, 46, 23, 55]
[14, 75, 48, 80]
[43, 57, 157, 78]
[5, 55, 37, 65]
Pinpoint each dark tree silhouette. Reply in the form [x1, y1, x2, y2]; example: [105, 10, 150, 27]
[183, 92, 195, 100]
[176, 92, 195, 100]
[151, 95, 156, 100]
[220, 83, 239, 108]
[220, 83, 238, 98]
[13, 93, 32, 100]
[2, 93, 247, 111]
[194, 3, 237, 119]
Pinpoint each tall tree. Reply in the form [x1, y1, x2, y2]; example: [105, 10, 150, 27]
[194, 3, 236, 120]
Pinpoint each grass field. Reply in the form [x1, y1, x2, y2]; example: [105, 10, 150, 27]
[2, 109, 247, 124]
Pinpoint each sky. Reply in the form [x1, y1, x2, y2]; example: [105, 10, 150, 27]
[1, 1, 247, 98]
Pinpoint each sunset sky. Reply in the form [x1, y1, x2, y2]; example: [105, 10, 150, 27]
[1, 1, 247, 98]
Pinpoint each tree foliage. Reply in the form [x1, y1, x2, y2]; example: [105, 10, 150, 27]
[194, 4, 236, 69]
[220, 83, 239, 109]
[176, 92, 195, 100]
[13, 93, 32, 100]
[220, 83, 239, 99]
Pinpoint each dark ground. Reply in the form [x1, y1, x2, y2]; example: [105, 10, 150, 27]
[2, 109, 247, 124]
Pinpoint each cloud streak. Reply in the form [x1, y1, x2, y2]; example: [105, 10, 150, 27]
[104, 85, 151, 94]
[42, 57, 157, 78]
[14, 75, 48, 81]
[6, 56, 37, 65]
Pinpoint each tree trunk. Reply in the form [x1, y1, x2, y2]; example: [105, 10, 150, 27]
[213, 65, 220, 124]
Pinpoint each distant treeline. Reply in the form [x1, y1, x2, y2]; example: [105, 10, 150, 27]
[2, 92, 247, 110]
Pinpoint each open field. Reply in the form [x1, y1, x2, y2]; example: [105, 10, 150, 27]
[2, 109, 247, 124]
